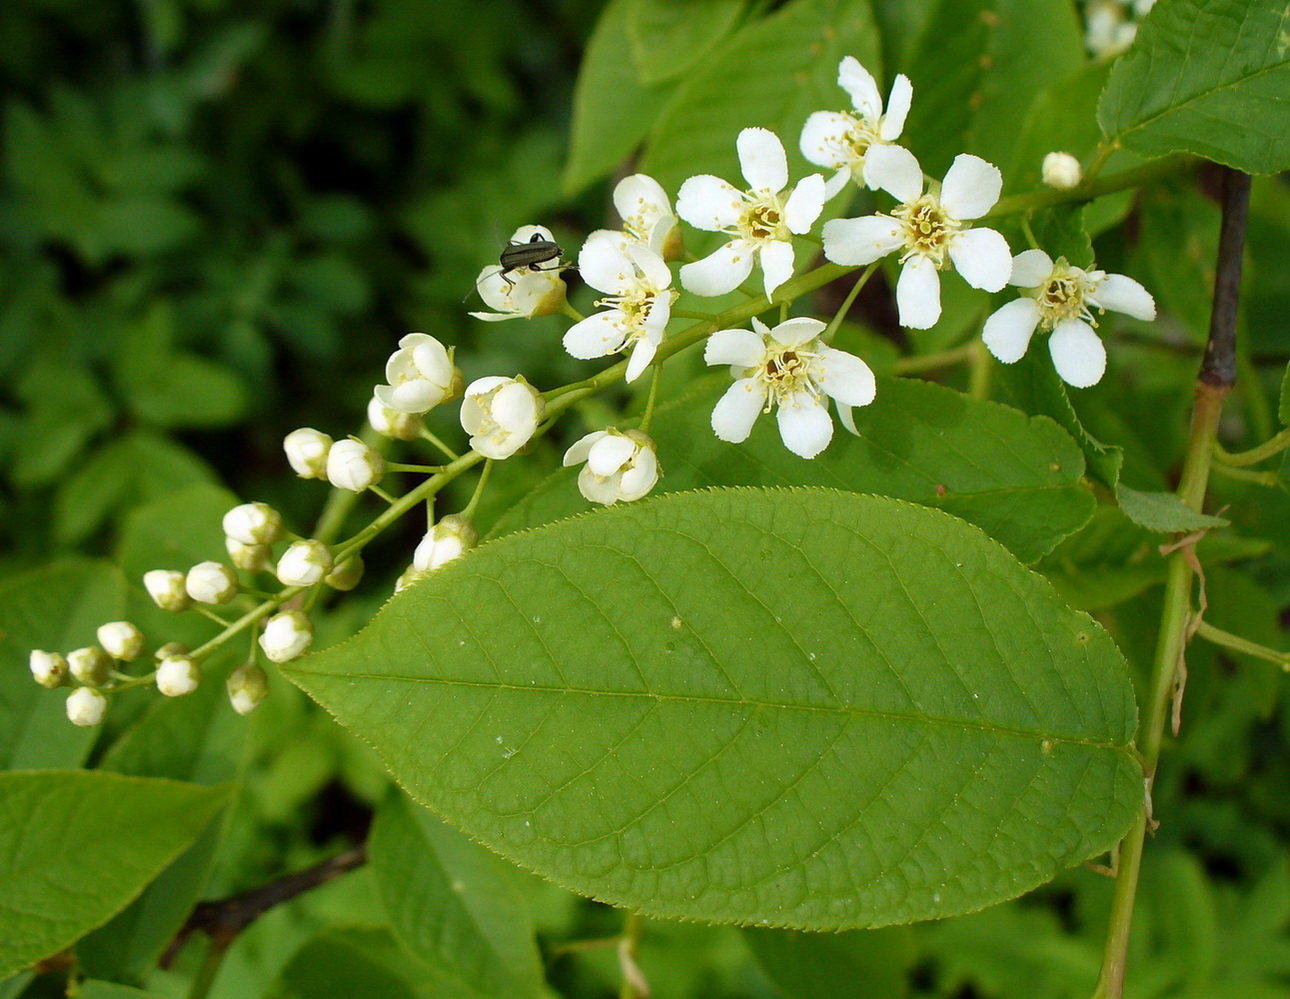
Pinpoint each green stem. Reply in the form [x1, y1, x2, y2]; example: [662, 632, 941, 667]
[1194, 619, 1290, 669]
[386, 462, 446, 474]
[825, 262, 879, 339]
[419, 426, 461, 462]
[562, 301, 587, 323]
[968, 339, 992, 400]
[368, 484, 397, 505]
[1213, 426, 1290, 466]
[617, 912, 647, 999]
[893, 343, 975, 374]
[638, 364, 662, 434]
[987, 154, 1193, 221]
[1209, 461, 1280, 487]
[460, 460, 493, 520]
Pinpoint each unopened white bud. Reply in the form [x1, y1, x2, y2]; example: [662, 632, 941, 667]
[156, 655, 202, 697]
[223, 502, 284, 546]
[563, 429, 660, 505]
[367, 396, 423, 441]
[30, 650, 67, 689]
[97, 621, 144, 662]
[413, 515, 478, 573]
[1042, 151, 1083, 190]
[284, 428, 333, 479]
[460, 376, 544, 460]
[259, 610, 314, 663]
[277, 540, 333, 587]
[156, 642, 190, 660]
[326, 438, 385, 492]
[67, 687, 108, 727]
[226, 538, 271, 573]
[375, 333, 460, 414]
[68, 646, 111, 686]
[144, 569, 191, 612]
[325, 555, 364, 591]
[186, 561, 238, 605]
[227, 664, 269, 715]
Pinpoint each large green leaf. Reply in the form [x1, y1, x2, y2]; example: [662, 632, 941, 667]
[1098, 0, 1290, 174]
[287, 488, 1140, 931]
[743, 925, 914, 999]
[0, 771, 228, 979]
[497, 376, 1094, 564]
[627, 0, 748, 84]
[370, 791, 544, 998]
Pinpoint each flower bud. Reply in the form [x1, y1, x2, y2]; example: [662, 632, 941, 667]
[413, 515, 478, 573]
[156, 655, 202, 697]
[67, 687, 108, 727]
[367, 396, 423, 441]
[97, 621, 144, 662]
[460, 376, 544, 460]
[375, 333, 461, 415]
[394, 567, 424, 593]
[563, 429, 660, 505]
[284, 428, 333, 479]
[156, 642, 190, 660]
[144, 569, 191, 612]
[186, 561, 238, 605]
[326, 438, 385, 492]
[67, 646, 111, 686]
[325, 554, 364, 591]
[259, 610, 314, 663]
[30, 650, 67, 689]
[222, 502, 284, 546]
[1042, 151, 1082, 190]
[226, 538, 271, 573]
[277, 540, 333, 587]
[227, 664, 269, 715]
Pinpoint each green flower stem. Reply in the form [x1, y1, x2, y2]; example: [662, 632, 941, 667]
[968, 339, 992, 400]
[1081, 140, 1121, 186]
[562, 301, 587, 323]
[190, 586, 303, 661]
[419, 426, 461, 462]
[639, 364, 662, 434]
[385, 462, 447, 474]
[1213, 426, 1290, 466]
[987, 154, 1194, 222]
[194, 606, 234, 627]
[1194, 619, 1290, 669]
[108, 670, 159, 693]
[893, 343, 975, 374]
[1209, 461, 1280, 487]
[617, 911, 647, 999]
[825, 262, 880, 339]
[671, 308, 720, 320]
[368, 484, 397, 505]
[460, 460, 493, 520]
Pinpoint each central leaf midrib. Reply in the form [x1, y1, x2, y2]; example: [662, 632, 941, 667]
[292, 667, 1132, 752]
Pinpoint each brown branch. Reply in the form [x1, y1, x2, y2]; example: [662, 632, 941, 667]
[1199, 168, 1252, 388]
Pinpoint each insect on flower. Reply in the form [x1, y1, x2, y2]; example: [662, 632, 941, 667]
[496, 230, 566, 289]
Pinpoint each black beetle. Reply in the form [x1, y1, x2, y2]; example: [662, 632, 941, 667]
[496, 231, 565, 289]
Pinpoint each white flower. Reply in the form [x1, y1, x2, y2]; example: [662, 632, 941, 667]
[823, 147, 1012, 329]
[186, 561, 238, 605]
[97, 621, 144, 662]
[460, 376, 544, 459]
[677, 127, 826, 300]
[325, 555, 364, 591]
[276, 540, 333, 587]
[156, 655, 202, 697]
[1085, 0, 1138, 57]
[30, 650, 67, 689]
[563, 232, 676, 383]
[67, 687, 108, 727]
[226, 538, 270, 573]
[283, 428, 333, 479]
[563, 429, 660, 505]
[470, 225, 568, 322]
[223, 502, 284, 546]
[704, 316, 877, 459]
[982, 249, 1156, 388]
[367, 395, 422, 441]
[413, 515, 478, 573]
[613, 174, 681, 260]
[1042, 152, 1083, 190]
[327, 438, 385, 492]
[144, 569, 191, 612]
[227, 664, 269, 715]
[67, 646, 111, 686]
[259, 610, 314, 663]
[374, 333, 460, 414]
[800, 57, 914, 199]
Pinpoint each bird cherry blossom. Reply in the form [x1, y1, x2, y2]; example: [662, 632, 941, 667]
[564, 232, 676, 383]
[470, 225, 568, 322]
[823, 146, 1012, 329]
[562, 429, 659, 505]
[704, 316, 876, 459]
[982, 249, 1156, 388]
[800, 56, 914, 199]
[460, 376, 544, 460]
[613, 174, 681, 260]
[375, 333, 460, 415]
[677, 127, 826, 300]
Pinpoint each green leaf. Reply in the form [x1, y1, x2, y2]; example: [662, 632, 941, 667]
[286, 488, 1141, 931]
[116, 482, 239, 582]
[78, 982, 167, 999]
[271, 927, 446, 999]
[1098, 0, 1290, 174]
[1117, 485, 1229, 533]
[1029, 205, 1095, 272]
[743, 925, 914, 999]
[498, 376, 1094, 564]
[370, 791, 544, 998]
[642, 0, 881, 194]
[627, 0, 748, 85]
[0, 561, 124, 770]
[0, 771, 228, 979]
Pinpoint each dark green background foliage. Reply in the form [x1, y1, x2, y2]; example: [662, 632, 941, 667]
[4, 0, 1290, 998]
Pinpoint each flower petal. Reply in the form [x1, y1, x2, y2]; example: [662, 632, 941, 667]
[475, 265, 515, 312]
[823, 214, 904, 265]
[940, 153, 1002, 220]
[817, 347, 876, 407]
[618, 449, 658, 501]
[776, 393, 833, 459]
[982, 298, 1042, 363]
[1009, 248, 1054, 288]
[510, 224, 555, 244]
[770, 316, 827, 347]
[680, 240, 755, 297]
[896, 256, 942, 329]
[824, 167, 853, 200]
[737, 127, 788, 193]
[614, 174, 670, 230]
[837, 56, 882, 119]
[625, 241, 672, 290]
[865, 143, 923, 204]
[492, 382, 539, 430]
[563, 311, 628, 360]
[948, 227, 1012, 292]
[588, 434, 637, 476]
[760, 239, 796, 299]
[799, 111, 855, 169]
[1049, 319, 1107, 388]
[624, 338, 657, 383]
[705, 329, 765, 368]
[879, 75, 913, 141]
[676, 175, 743, 231]
[784, 173, 826, 234]
[1092, 273, 1156, 320]
[563, 431, 607, 467]
[711, 378, 767, 443]
[579, 230, 635, 294]
[642, 292, 671, 337]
